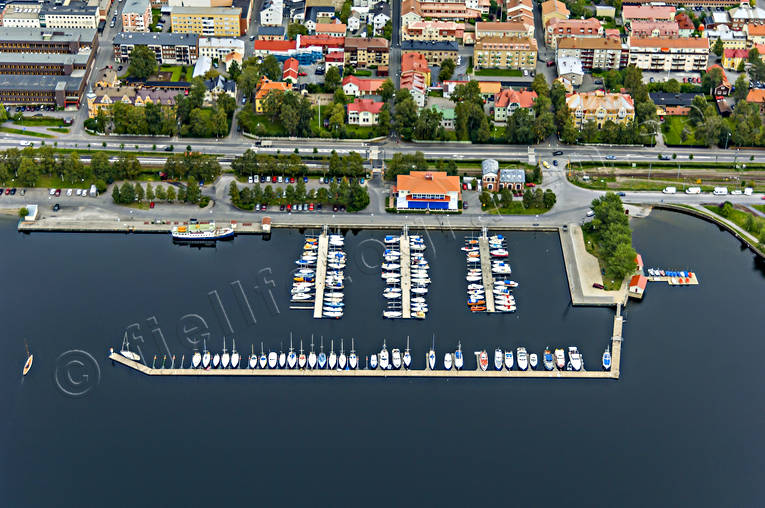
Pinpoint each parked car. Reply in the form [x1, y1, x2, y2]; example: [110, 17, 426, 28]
[592, 283, 604, 289]
[616, 192, 626, 197]
[52, 203, 60, 211]
[54, 189, 61, 196]
[10, 188, 15, 195]
[553, 150, 563, 156]
[279, 204, 285, 211]
[605, 155, 615, 160]
[66, 188, 73, 196]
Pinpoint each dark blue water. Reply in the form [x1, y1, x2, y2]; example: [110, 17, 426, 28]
[1, 211, 763, 507]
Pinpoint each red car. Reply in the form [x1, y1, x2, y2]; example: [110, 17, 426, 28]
[286, 204, 292, 211]
[149, 202, 155, 209]
[309, 202, 314, 211]
[271, 176, 277, 183]
[298, 71, 307, 76]
[54, 189, 61, 196]
[4, 188, 9, 195]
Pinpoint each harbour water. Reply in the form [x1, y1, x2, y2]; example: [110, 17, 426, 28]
[1, 210, 764, 507]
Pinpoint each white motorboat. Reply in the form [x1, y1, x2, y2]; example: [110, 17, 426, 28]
[494, 348, 503, 371]
[479, 350, 489, 371]
[370, 354, 378, 369]
[259, 343, 267, 369]
[517, 347, 528, 371]
[383, 293, 402, 300]
[349, 338, 358, 369]
[381, 263, 400, 270]
[338, 339, 347, 370]
[554, 348, 566, 370]
[602, 346, 612, 371]
[383, 310, 402, 318]
[529, 353, 538, 370]
[428, 337, 436, 370]
[443, 353, 453, 370]
[384, 235, 399, 244]
[454, 342, 464, 370]
[379, 340, 389, 370]
[504, 349, 514, 370]
[212, 351, 220, 369]
[248, 344, 257, 369]
[569, 347, 582, 371]
[287, 337, 297, 369]
[318, 338, 327, 369]
[543, 348, 554, 371]
[328, 340, 337, 369]
[308, 339, 317, 369]
[230, 339, 240, 368]
[120, 335, 141, 362]
[391, 348, 402, 369]
[403, 336, 412, 369]
[202, 340, 211, 370]
[411, 287, 428, 294]
[192, 349, 202, 369]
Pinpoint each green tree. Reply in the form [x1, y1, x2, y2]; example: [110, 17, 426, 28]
[287, 23, 308, 40]
[128, 45, 158, 80]
[227, 60, 241, 82]
[155, 185, 167, 200]
[120, 182, 136, 203]
[394, 95, 418, 140]
[261, 55, 281, 81]
[134, 183, 145, 202]
[189, 77, 206, 109]
[18, 207, 28, 218]
[16, 156, 38, 187]
[145, 183, 155, 201]
[325, 66, 341, 92]
[543, 189, 557, 209]
[166, 185, 176, 202]
[712, 38, 724, 57]
[734, 74, 750, 102]
[531, 74, 550, 97]
[379, 79, 395, 102]
[112, 185, 121, 204]
[439, 59, 455, 82]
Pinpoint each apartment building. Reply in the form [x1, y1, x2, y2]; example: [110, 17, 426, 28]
[556, 36, 625, 70]
[86, 85, 178, 118]
[473, 35, 537, 70]
[401, 40, 458, 65]
[41, 2, 99, 29]
[627, 36, 709, 72]
[343, 37, 389, 66]
[622, 5, 675, 24]
[475, 21, 533, 40]
[170, 7, 242, 37]
[0, 26, 98, 53]
[628, 20, 679, 38]
[675, 13, 694, 37]
[198, 37, 244, 66]
[113, 32, 199, 65]
[747, 24, 765, 46]
[400, 0, 481, 23]
[1, 3, 42, 28]
[545, 17, 603, 49]
[506, 0, 534, 28]
[730, 5, 765, 30]
[315, 23, 346, 37]
[403, 20, 465, 42]
[0, 51, 91, 75]
[259, 0, 282, 25]
[122, 0, 152, 32]
[565, 90, 635, 128]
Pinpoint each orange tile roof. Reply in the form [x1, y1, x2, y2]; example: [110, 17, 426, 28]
[629, 275, 647, 290]
[396, 171, 461, 194]
[401, 51, 430, 74]
[315, 23, 347, 34]
[541, 0, 568, 17]
[347, 98, 384, 113]
[748, 24, 765, 36]
[494, 88, 537, 108]
[558, 37, 621, 50]
[255, 77, 291, 100]
[747, 88, 765, 103]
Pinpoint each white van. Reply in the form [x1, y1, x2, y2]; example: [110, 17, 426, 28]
[662, 186, 677, 194]
[685, 187, 701, 194]
[744, 187, 753, 196]
[713, 187, 728, 196]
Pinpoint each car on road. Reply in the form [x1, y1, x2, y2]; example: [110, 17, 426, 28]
[277, 176, 283, 183]
[303, 176, 308, 183]
[149, 202, 155, 209]
[0, 188, 4, 195]
[586, 209, 595, 217]
[659, 154, 671, 160]
[592, 283, 604, 289]
[553, 160, 558, 166]
[271, 176, 277, 183]
[605, 155, 615, 160]
[552, 150, 563, 156]
[10, 188, 15, 195]
[731, 189, 743, 195]
[333, 205, 338, 212]
[52, 203, 60, 211]
[164, 145, 173, 151]
[49, 188, 56, 196]
[19, 140, 31, 147]
[54, 189, 61, 197]
[616, 191, 626, 197]
[66, 189, 73, 196]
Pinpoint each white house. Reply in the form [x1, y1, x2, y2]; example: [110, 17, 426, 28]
[260, 0, 283, 26]
[348, 12, 361, 32]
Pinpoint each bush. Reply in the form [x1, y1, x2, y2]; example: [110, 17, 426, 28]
[199, 196, 211, 207]
[18, 207, 28, 218]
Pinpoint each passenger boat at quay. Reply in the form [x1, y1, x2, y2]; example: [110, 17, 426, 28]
[171, 222, 234, 241]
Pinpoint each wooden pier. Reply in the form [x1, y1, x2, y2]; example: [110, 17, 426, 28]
[478, 234, 496, 313]
[313, 230, 329, 319]
[611, 304, 623, 377]
[400, 232, 411, 319]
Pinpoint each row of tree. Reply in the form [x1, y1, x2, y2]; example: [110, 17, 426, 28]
[229, 176, 369, 211]
[384, 152, 459, 180]
[479, 188, 556, 211]
[231, 150, 367, 178]
[585, 193, 637, 282]
[112, 181, 206, 206]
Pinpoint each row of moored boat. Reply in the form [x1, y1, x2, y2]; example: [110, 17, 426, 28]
[382, 234, 430, 319]
[291, 233, 347, 319]
[464, 234, 518, 313]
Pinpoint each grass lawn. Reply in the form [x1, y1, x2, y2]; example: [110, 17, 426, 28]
[36, 175, 94, 189]
[159, 65, 193, 82]
[47, 127, 69, 133]
[474, 68, 523, 77]
[704, 205, 765, 238]
[0, 126, 54, 138]
[662, 116, 702, 146]
[484, 202, 548, 215]
[310, 107, 377, 139]
[239, 111, 287, 136]
[12, 116, 65, 127]
[753, 205, 765, 213]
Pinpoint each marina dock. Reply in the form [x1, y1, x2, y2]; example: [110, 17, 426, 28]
[400, 232, 411, 319]
[313, 230, 329, 319]
[478, 232, 496, 313]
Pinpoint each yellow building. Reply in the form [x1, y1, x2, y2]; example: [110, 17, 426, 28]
[170, 7, 242, 37]
[565, 91, 635, 128]
[254, 76, 291, 113]
[473, 36, 537, 70]
[540, 0, 569, 27]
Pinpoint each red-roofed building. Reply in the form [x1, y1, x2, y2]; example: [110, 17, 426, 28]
[722, 48, 748, 70]
[394, 171, 462, 210]
[282, 57, 299, 84]
[628, 275, 648, 299]
[325, 51, 345, 68]
[675, 12, 694, 37]
[315, 23, 347, 37]
[342, 75, 386, 96]
[493, 88, 537, 121]
[298, 34, 345, 51]
[746, 88, 765, 115]
[347, 98, 384, 125]
[401, 51, 431, 107]
[252, 39, 297, 59]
